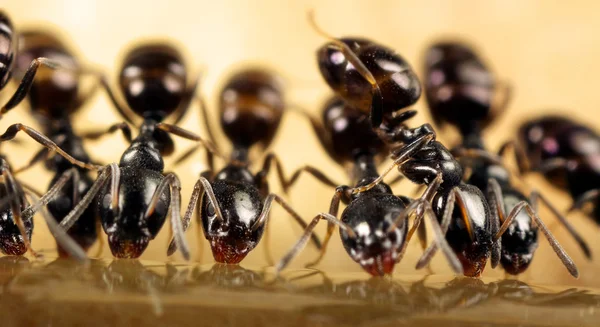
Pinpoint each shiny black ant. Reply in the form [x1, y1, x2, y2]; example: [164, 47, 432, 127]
[518, 116, 600, 225]
[0, 43, 215, 259]
[275, 96, 462, 276]
[166, 67, 321, 264]
[306, 12, 493, 277]
[0, 28, 106, 257]
[421, 41, 586, 277]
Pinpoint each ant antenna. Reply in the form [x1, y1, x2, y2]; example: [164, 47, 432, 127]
[307, 10, 384, 127]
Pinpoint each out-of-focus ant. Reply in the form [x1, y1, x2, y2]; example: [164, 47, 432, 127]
[0, 28, 103, 257]
[275, 97, 462, 276]
[167, 67, 322, 264]
[421, 41, 586, 277]
[307, 11, 492, 277]
[0, 42, 215, 259]
[518, 116, 600, 225]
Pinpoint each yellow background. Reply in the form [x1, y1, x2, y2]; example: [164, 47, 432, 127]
[2, 0, 600, 288]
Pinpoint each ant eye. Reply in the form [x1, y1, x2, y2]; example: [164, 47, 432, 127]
[207, 202, 216, 217]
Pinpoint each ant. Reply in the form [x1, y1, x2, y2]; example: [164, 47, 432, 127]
[518, 116, 600, 225]
[167, 67, 322, 264]
[305, 11, 493, 277]
[421, 41, 587, 277]
[275, 96, 462, 276]
[0, 42, 215, 259]
[0, 28, 105, 257]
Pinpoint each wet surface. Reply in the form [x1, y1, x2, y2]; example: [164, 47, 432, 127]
[1, 257, 599, 327]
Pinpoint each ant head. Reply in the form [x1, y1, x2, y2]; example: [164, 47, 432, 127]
[316, 37, 421, 125]
[0, 189, 32, 256]
[500, 229, 538, 275]
[423, 41, 501, 134]
[201, 179, 264, 264]
[99, 169, 170, 259]
[119, 43, 187, 122]
[14, 29, 81, 119]
[219, 68, 285, 150]
[320, 96, 387, 164]
[340, 194, 408, 276]
[0, 11, 16, 90]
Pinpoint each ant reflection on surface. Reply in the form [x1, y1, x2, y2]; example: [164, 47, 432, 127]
[275, 97, 462, 276]
[422, 41, 587, 277]
[167, 68, 321, 264]
[518, 116, 600, 225]
[307, 12, 492, 277]
[0, 42, 215, 259]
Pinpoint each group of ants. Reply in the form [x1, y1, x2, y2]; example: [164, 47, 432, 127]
[0, 10, 598, 280]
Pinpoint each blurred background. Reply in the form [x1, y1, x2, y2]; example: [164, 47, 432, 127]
[2, 0, 600, 288]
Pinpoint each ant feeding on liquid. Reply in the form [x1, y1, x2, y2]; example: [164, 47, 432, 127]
[0, 28, 104, 258]
[518, 116, 600, 226]
[0, 42, 217, 260]
[307, 11, 494, 277]
[422, 41, 586, 277]
[167, 67, 322, 264]
[274, 96, 462, 276]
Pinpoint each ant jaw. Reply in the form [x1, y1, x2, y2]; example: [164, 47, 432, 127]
[108, 234, 149, 259]
[0, 235, 27, 256]
[501, 252, 534, 275]
[208, 237, 253, 264]
[357, 252, 396, 277]
[457, 251, 489, 277]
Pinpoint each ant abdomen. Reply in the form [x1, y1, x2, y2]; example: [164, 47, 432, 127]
[219, 68, 284, 149]
[423, 42, 496, 133]
[120, 44, 187, 121]
[320, 96, 387, 163]
[98, 168, 170, 258]
[317, 38, 421, 119]
[0, 12, 16, 89]
[14, 30, 80, 119]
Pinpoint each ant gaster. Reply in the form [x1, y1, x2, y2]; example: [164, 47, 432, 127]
[0, 43, 211, 259]
[167, 68, 322, 264]
[518, 116, 600, 225]
[423, 41, 585, 277]
[308, 12, 496, 277]
[275, 96, 462, 276]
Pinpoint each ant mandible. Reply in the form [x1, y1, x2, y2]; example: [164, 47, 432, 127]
[275, 96, 462, 276]
[167, 67, 322, 264]
[422, 41, 585, 277]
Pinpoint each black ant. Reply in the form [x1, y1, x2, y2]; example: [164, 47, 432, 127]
[166, 67, 322, 264]
[0, 42, 215, 259]
[0, 28, 105, 257]
[421, 41, 587, 277]
[305, 11, 493, 277]
[518, 116, 600, 225]
[275, 96, 462, 276]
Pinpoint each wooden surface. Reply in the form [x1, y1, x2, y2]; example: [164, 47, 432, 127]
[2, 0, 600, 288]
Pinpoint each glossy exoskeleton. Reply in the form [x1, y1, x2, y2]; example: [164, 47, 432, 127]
[1, 29, 101, 257]
[308, 13, 491, 277]
[167, 68, 321, 264]
[275, 97, 462, 276]
[518, 116, 600, 224]
[422, 42, 585, 277]
[0, 43, 208, 259]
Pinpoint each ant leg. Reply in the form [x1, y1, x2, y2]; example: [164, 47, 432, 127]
[21, 189, 89, 262]
[0, 58, 63, 116]
[155, 123, 227, 164]
[256, 153, 340, 195]
[96, 74, 137, 124]
[305, 187, 347, 267]
[567, 189, 600, 215]
[497, 140, 530, 175]
[80, 122, 132, 143]
[0, 160, 39, 258]
[531, 191, 592, 259]
[494, 200, 579, 278]
[487, 179, 507, 268]
[13, 147, 52, 174]
[93, 218, 105, 258]
[533, 158, 569, 174]
[452, 147, 505, 167]
[352, 133, 435, 195]
[251, 193, 323, 251]
[20, 168, 77, 220]
[275, 212, 356, 274]
[108, 164, 121, 218]
[144, 173, 190, 260]
[392, 199, 428, 264]
[60, 167, 111, 230]
[414, 189, 457, 268]
[166, 176, 207, 256]
[0, 124, 101, 170]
